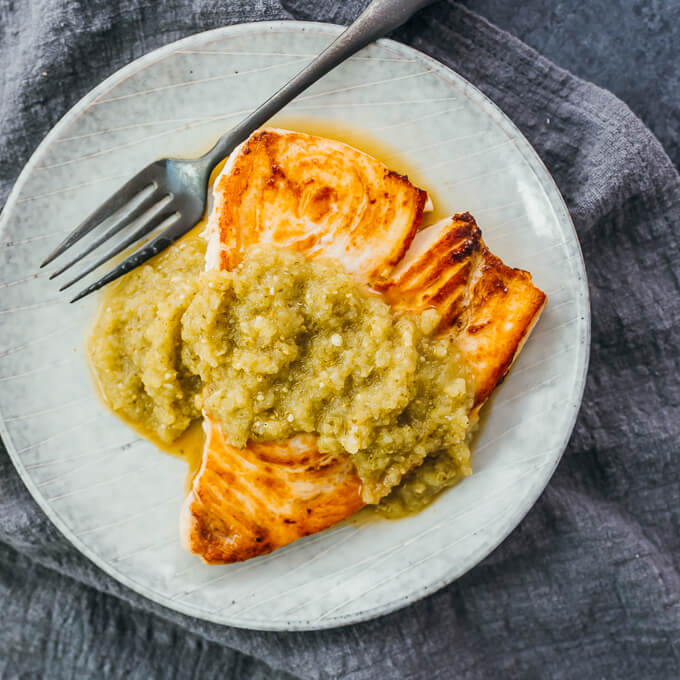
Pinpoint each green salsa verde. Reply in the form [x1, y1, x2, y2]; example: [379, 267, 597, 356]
[88, 235, 475, 515]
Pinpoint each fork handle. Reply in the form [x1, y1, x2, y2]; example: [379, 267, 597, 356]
[204, 0, 437, 166]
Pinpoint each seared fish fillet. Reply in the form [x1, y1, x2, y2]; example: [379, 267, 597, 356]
[204, 128, 427, 284]
[180, 429, 363, 563]
[377, 212, 547, 412]
[180, 130, 546, 564]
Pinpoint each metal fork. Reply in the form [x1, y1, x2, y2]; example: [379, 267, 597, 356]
[42, 0, 435, 302]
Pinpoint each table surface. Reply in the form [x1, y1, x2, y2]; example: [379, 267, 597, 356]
[461, 0, 680, 170]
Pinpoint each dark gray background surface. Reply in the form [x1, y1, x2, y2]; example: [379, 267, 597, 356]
[460, 0, 680, 171]
[1, 2, 679, 679]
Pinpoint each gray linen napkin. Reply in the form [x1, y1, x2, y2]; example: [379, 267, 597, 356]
[1, 2, 679, 678]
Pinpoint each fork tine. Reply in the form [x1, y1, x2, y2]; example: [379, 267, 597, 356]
[59, 199, 176, 291]
[39, 173, 157, 268]
[49, 185, 160, 280]
[69, 213, 183, 303]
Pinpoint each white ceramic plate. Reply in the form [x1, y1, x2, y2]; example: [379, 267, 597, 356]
[0, 21, 589, 631]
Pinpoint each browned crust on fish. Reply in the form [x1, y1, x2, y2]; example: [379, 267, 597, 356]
[380, 212, 547, 408]
[210, 128, 427, 284]
[181, 427, 363, 564]
[460, 250, 546, 408]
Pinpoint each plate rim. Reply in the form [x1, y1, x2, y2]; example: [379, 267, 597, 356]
[0, 19, 591, 631]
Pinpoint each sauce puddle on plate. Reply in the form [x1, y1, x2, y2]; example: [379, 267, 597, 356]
[123, 417, 205, 494]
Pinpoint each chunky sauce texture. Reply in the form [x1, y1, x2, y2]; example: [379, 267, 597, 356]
[87, 123, 475, 516]
[88, 241, 474, 514]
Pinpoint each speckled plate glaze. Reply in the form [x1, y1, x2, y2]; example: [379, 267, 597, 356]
[0, 22, 589, 631]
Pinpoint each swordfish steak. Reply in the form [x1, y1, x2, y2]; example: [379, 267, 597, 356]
[204, 128, 428, 284]
[180, 129, 546, 563]
[376, 212, 547, 412]
[180, 432, 363, 564]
